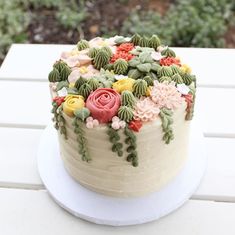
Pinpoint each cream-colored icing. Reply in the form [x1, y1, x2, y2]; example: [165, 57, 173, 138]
[57, 101, 190, 197]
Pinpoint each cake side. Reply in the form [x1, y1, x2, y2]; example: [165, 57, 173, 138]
[58, 101, 190, 197]
[48, 34, 196, 197]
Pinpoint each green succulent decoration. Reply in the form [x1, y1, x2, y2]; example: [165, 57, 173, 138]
[48, 61, 71, 82]
[128, 50, 160, 80]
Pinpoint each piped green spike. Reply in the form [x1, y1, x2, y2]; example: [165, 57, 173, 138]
[77, 39, 89, 51]
[121, 90, 136, 108]
[87, 77, 100, 90]
[78, 83, 92, 99]
[172, 74, 183, 84]
[158, 76, 172, 83]
[93, 50, 109, 70]
[143, 75, 154, 86]
[53, 60, 67, 73]
[148, 35, 161, 49]
[113, 59, 128, 75]
[88, 47, 100, 59]
[133, 79, 148, 98]
[139, 36, 149, 47]
[118, 106, 134, 122]
[101, 46, 112, 58]
[75, 76, 87, 90]
[158, 66, 173, 77]
[131, 33, 141, 46]
[60, 66, 72, 81]
[161, 47, 176, 57]
[48, 68, 60, 82]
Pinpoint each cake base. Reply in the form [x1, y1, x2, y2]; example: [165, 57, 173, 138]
[37, 120, 207, 226]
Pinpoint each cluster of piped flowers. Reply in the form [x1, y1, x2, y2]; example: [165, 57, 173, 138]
[49, 34, 196, 166]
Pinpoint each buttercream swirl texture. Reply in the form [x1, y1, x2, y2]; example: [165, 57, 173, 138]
[86, 88, 121, 123]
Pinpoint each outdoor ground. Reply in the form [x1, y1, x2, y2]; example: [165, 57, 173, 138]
[27, 0, 235, 46]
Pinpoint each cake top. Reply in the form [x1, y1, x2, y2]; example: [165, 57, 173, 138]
[48, 34, 196, 166]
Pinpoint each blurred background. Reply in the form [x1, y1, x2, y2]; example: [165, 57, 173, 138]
[0, 0, 234, 64]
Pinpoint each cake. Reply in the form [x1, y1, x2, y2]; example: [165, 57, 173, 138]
[48, 34, 196, 197]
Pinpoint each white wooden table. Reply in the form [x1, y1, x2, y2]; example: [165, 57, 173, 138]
[0, 44, 235, 235]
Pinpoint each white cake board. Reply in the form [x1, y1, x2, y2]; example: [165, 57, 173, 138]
[37, 121, 207, 226]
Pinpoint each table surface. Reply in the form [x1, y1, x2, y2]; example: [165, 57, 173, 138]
[0, 44, 235, 235]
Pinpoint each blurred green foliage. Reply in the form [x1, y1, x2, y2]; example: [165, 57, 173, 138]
[0, 0, 234, 62]
[0, 0, 29, 60]
[121, 0, 235, 47]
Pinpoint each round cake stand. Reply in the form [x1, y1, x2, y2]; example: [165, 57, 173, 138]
[37, 121, 207, 226]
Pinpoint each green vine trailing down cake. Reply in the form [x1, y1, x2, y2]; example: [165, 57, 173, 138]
[48, 34, 196, 197]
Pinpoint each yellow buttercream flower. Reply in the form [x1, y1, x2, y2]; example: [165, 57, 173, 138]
[63, 95, 85, 117]
[69, 83, 75, 88]
[70, 48, 80, 56]
[146, 87, 151, 97]
[181, 64, 192, 74]
[79, 66, 89, 74]
[112, 78, 135, 93]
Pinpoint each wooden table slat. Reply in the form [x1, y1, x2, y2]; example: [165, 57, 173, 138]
[1, 188, 235, 235]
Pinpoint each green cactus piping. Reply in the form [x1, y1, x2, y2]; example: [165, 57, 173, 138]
[75, 76, 86, 90]
[143, 75, 154, 86]
[87, 77, 100, 90]
[148, 35, 161, 49]
[77, 39, 90, 51]
[121, 90, 136, 108]
[104, 63, 114, 71]
[139, 36, 149, 47]
[118, 106, 134, 122]
[171, 64, 181, 75]
[182, 73, 193, 85]
[172, 73, 183, 84]
[133, 79, 148, 98]
[113, 58, 128, 75]
[102, 46, 112, 58]
[48, 68, 60, 82]
[161, 47, 176, 57]
[158, 76, 172, 83]
[78, 83, 92, 99]
[88, 47, 100, 59]
[131, 33, 141, 46]
[53, 60, 67, 73]
[93, 50, 109, 70]
[60, 66, 72, 81]
[158, 66, 173, 77]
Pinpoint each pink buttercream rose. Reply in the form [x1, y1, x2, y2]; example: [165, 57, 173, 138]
[86, 88, 121, 123]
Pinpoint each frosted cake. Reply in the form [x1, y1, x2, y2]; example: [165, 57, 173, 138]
[48, 34, 196, 197]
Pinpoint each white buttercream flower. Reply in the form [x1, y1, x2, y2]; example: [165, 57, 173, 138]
[151, 51, 164, 61]
[157, 45, 168, 52]
[177, 84, 190, 95]
[114, 75, 129, 80]
[57, 87, 68, 97]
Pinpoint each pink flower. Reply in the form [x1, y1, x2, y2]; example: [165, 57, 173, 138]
[68, 65, 99, 83]
[111, 116, 126, 130]
[150, 81, 184, 110]
[86, 117, 99, 129]
[86, 88, 121, 123]
[61, 48, 91, 68]
[133, 97, 160, 122]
